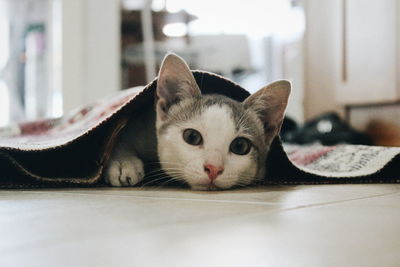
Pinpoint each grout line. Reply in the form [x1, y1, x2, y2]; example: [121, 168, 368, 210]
[2, 188, 400, 209]
[1, 190, 280, 206]
[260, 191, 400, 214]
[185, 191, 400, 226]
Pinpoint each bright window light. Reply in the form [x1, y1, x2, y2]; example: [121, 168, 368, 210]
[166, 0, 184, 12]
[163, 23, 188, 37]
[0, 1, 10, 126]
[0, 81, 9, 127]
[152, 0, 165, 11]
[165, 0, 304, 39]
[0, 3, 9, 69]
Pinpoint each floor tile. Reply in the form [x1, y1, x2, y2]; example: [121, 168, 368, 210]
[10, 183, 400, 208]
[1, 185, 399, 267]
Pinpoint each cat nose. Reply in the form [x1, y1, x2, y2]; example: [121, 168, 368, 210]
[203, 164, 224, 181]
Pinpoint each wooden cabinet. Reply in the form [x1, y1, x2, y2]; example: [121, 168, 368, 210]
[336, 0, 399, 104]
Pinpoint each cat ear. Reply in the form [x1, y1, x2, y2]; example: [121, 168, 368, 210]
[243, 80, 291, 137]
[156, 53, 201, 120]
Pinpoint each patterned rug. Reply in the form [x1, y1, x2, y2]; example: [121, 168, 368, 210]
[274, 143, 400, 184]
[1, 71, 399, 188]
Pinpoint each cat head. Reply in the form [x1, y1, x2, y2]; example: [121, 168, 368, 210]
[155, 54, 290, 190]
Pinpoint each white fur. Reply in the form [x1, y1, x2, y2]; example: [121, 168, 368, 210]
[106, 155, 145, 186]
[157, 105, 257, 190]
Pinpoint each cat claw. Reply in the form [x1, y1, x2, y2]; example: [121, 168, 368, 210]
[106, 157, 145, 187]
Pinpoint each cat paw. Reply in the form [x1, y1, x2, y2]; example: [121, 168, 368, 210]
[106, 157, 145, 187]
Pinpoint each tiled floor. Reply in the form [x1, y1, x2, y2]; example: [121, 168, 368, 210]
[1, 184, 400, 267]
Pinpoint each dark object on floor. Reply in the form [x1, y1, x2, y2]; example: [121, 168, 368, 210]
[280, 116, 299, 142]
[284, 112, 371, 146]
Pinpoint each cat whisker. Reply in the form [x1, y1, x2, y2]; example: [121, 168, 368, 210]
[140, 175, 171, 185]
[145, 175, 188, 190]
[139, 175, 183, 188]
[143, 166, 189, 176]
[144, 168, 187, 179]
[143, 171, 182, 181]
[148, 160, 182, 165]
[143, 169, 164, 177]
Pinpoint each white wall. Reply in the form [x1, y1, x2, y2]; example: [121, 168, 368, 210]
[303, 0, 343, 119]
[282, 39, 305, 123]
[190, 34, 252, 77]
[60, 0, 121, 113]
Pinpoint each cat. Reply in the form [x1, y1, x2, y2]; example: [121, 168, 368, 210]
[105, 54, 291, 190]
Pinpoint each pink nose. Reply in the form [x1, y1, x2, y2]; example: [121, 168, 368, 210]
[204, 164, 224, 181]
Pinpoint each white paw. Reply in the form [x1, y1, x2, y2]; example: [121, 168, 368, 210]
[106, 157, 145, 187]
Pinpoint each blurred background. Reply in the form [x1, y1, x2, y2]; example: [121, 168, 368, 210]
[0, 0, 399, 146]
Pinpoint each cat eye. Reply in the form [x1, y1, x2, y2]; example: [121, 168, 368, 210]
[183, 129, 203, 146]
[230, 137, 252, 155]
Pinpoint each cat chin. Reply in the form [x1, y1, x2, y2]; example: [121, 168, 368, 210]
[189, 180, 236, 191]
[190, 183, 223, 191]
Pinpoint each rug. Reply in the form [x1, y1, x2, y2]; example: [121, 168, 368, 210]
[1, 71, 399, 188]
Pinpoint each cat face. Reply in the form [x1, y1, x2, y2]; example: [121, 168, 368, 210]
[155, 54, 290, 190]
